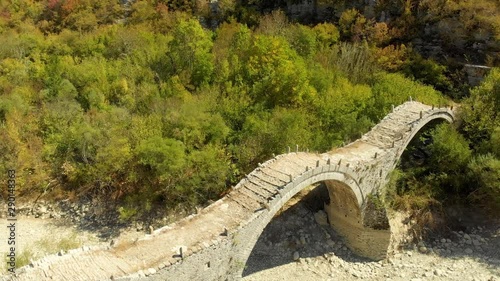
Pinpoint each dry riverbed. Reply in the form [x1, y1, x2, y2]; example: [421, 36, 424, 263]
[0, 198, 498, 281]
[243, 200, 500, 281]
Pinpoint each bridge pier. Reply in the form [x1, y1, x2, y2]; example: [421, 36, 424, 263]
[324, 180, 391, 260]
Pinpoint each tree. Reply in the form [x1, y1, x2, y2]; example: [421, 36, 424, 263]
[135, 136, 186, 182]
[467, 154, 500, 208]
[244, 35, 316, 107]
[286, 24, 317, 58]
[313, 22, 340, 48]
[427, 124, 472, 193]
[461, 68, 500, 150]
[168, 18, 214, 87]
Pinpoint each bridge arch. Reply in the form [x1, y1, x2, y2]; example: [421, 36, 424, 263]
[231, 167, 391, 279]
[396, 110, 455, 163]
[231, 105, 456, 278]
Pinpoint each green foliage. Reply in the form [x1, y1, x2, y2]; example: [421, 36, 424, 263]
[313, 22, 340, 48]
[244, 35, 316, 107]
[387, 70, 500, 212]
[14, 249, 33, 268]
[334, 42, 377, 85]
[371, 72, 447, 119]
[168, 18, 214, 87]
[135, 136, 186, 181]
[467, 154, 500, 208]
[286, 24, 317, 58]
[403, 55, 453, 94]
[428, 124, 472, 182]
[234, 107, 314, 172]
[184, 145, 232, 200]
[339, 8, 361, 41]
[314, 76, 374, 145]
[118, 205, 139, 221]
[7, 2, 482, 218]
[461, 68, 500, 150]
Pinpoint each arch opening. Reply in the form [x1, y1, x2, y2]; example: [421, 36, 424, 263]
[241, 177, 390, 278]
[242, 183, 333, 277]
[399, 118, 450, 170]
[389, 118, 461, 237]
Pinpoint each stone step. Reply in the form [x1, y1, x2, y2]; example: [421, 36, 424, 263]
[244, 178, 276, 199]
[259, 166, 290, 185]
[247, 177, 279, 196]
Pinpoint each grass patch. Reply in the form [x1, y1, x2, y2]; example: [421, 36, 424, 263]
[1, 233, 84, 270]
[16, 249, 34, 268]
[35, 233, 82, 254]
[2, 248, 35, 269]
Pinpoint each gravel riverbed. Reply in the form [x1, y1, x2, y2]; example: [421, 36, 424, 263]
[243, 200, 500, 281]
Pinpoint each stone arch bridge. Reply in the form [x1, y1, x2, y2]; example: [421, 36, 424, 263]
[7, 101, 455, 281]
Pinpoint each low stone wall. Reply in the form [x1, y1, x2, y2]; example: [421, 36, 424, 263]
[118, 238, 234, 281]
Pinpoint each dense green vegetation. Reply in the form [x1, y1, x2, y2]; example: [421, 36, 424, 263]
[386, 69, 500, 226]
[0, 0, 497, 220]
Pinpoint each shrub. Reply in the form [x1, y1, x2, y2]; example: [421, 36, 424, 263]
[467, 154, 500, 209]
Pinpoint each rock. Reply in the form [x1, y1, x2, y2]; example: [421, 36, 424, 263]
[489, 258, 500, 265]
[136, 223, 144, 231]
[473, 239, 481, 246]
[326, 239, 335, 247]
[419, 246, 428, 253]
[38, 205, 48, 214]
[147, 268, 156, 275]
[137, 270, 145, 277]
[434, 269, 443, 276]
[423, 272, 433, 277]
[441, 238, 447, 243]
[58, 250, 65, 256]
[314, 210, 328, 226]
[464, 233, 471, 240]
[465, 248, 473, 254]
[293, 251, 300, 261]
[300, 236, 306, 245]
